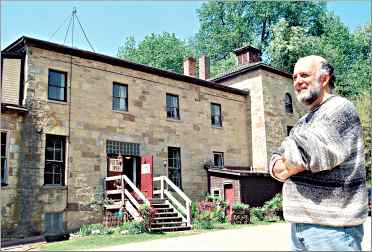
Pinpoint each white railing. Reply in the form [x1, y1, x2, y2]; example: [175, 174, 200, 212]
[153, 176, 192, 227]
[104, 175, 149, 220]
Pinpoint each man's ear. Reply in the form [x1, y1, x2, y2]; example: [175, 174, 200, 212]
[321, 74, 331, 88]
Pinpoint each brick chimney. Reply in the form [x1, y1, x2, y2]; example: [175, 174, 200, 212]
[198, 55, 210, 80]
[233, 45, 261, 65]
[183, 57, 196, 77]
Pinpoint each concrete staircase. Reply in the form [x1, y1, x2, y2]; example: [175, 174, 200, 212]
[150, 199, 191, 232]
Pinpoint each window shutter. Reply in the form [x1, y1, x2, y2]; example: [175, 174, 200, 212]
[1, 58, 21, 105]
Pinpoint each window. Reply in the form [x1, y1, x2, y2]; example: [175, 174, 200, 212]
[166, 94, 180, 119]
[48, 69, 67, 101]
[106, 140, 140, 156]
[1, 132, 8, 186]
[113, 83, 128, 111]
[285, 93, 293, 114]
[168, 147, 182, 188]
[287, 126, 293, 136]
[211, 103, 222, 127]
[212, 189, 221, 198]
[44, 212, 64, 234]
[45, 135, 66, 185]
[213, 152, 224, 168]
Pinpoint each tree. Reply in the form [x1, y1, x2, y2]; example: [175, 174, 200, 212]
[117, 32, 191, 74]
[267, 13, 371, 98]
[192, 1, 326, 66]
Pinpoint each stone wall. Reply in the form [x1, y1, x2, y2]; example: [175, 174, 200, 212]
[260, 70, 306, 163]
[1, 45, 252, 236]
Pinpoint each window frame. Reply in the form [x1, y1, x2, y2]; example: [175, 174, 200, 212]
[284, 93, 294, 114]
[213, 151, 224, 168]
[112, 82, 129, 112]
[168, 147, 182, 188]
[1, 131, 9, 186]
[44, 134, 66, 186]
[48, 69, 67, 102]
[166, 93, 180, 120]
[211, 103, 222, 127]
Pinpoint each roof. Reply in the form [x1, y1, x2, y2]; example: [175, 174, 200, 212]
[206, 167, 270, 177]
[212, 62, 292, 83]
[2, 36, 248, 96]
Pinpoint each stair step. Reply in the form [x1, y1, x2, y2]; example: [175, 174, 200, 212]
[155, 208, 174, 213]
[151, 221, 184, 228]
[153, 216, 182, 222]
[155, 212, 179, 217]
[104, 203, 123, 209]
[106, 190, 123, 195]
[151, 204, 170, 208]
[150, 226, 191, 232]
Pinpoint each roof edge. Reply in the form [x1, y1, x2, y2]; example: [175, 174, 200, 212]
[212, 63, 292, 83]
[2, 36, 248, 96]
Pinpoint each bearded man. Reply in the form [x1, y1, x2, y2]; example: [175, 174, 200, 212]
[269, 55, 368, 251]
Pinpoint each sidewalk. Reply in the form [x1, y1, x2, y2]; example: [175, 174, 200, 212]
[92, 218, 371, 251]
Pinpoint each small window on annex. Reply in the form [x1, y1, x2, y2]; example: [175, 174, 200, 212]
[1, 132, 8, 186]
[166, 94, 180, 120]
[113, 83, 128, 112]
[211, 103, 222, 127]
[44, 135, 66, 186]
[48, 69, 67, 102]
[213, 152, 224, 168]
[285, 93, 293, 114]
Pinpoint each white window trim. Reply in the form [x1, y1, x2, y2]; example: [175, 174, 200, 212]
[212, 188, 221, 198]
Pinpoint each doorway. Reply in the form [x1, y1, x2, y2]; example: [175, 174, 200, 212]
[224, 183, 234, 221]
[107, 154, 141, 188]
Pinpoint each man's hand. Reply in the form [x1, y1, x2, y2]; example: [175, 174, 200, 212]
[273, 158, 305, 181]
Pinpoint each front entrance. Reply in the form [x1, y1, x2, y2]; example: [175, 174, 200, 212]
[107, 154, 141, 188]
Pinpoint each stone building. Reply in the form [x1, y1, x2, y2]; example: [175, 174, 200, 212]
[1, 36, 304, 238]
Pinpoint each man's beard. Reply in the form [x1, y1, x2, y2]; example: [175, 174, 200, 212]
[295, 79, 321, 106]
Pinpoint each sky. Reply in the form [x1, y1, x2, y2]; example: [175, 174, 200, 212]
[1, 1, 371, 57]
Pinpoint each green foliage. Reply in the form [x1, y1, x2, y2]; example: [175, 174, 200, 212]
[268, 14, 371, 98]
[191, 202, 198, 219]
[250, 207, 265, 223]
[352, 91, 371, 183]
[262, 193, 282, 211]
[78, 223, 113, 236]
[127, 221, 147, 234]
[138, 204, 157, 231]
[232, 202, 250, 211]
[117, 32, 191, 73]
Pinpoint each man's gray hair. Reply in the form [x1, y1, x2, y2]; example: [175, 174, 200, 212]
[319, 61, 335, 91]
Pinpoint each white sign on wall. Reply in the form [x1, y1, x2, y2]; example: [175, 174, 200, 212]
[141, 164, 151, 174]
[109, 158, 123, 172]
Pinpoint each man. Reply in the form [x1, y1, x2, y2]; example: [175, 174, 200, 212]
[269, 55, 368, 251]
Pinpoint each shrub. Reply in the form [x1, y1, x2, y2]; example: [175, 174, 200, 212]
[250, 207, 265, 223]
[127, 221, 146, 234]
[138, 204, 157, 231]
[191, 202, 198, 219]
[262, 193, 282, 211]
[232, 203, 250, 211]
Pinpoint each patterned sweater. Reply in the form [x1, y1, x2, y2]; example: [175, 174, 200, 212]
[269, 95, 368, 227]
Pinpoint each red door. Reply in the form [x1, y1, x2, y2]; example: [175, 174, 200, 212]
[140, 155, 153, 200]
[224, 183, 234, 221]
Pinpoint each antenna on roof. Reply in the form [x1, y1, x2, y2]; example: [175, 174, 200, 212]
[48, 6, 95, 52]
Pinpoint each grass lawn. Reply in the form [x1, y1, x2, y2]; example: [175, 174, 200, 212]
[33, 221, 282, 251]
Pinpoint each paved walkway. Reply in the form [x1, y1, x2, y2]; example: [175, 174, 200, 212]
[93, 218, 371, 251]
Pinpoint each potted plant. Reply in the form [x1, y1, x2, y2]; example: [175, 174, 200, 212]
[231, 203, 250, 224]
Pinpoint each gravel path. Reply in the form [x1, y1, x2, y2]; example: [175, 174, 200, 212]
[92, 218, 371, 251]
